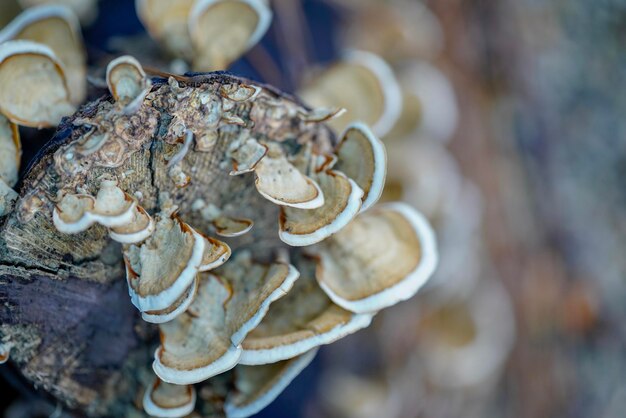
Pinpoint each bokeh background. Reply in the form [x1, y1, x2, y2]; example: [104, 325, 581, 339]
[1, 0, 624, 417]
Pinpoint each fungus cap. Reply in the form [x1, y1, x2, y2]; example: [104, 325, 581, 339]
[279, 170, 363, 247]
[153, 275, 242, 385]
[0, 5, 86, 104]
[198, 232, 232, 271]
[229, 138, 268, 176]
[109, 205, 155, 244]
[18, 0, 99, 25]
[418, 278, 515, 388]
[315, 202, 438, 313]
[52, 194, 96, 234]
[153, 254, 299, 385]
[211, 215, 254, 237]
[394, 61, 459, 143]
[0, 113, 21, 188]
[143, 378, 196, 418]
[135, 0, 195, 59]
[297, 107, 347, 123]
[106, 55, 151, 113]
[89, 179, 137, 227]
[299, 50, 402, 137]
[216, 253, 300, 346]
[125, 215, 206, 312]
[52, 180, 137, 233]
[254, 148, 325, 209]
[0, 40, 74, 127]
[189, 0, 272, 70]
[241, 258, 373, 365]
[141, 277, 199, 324]
[334, 122, 386, 212]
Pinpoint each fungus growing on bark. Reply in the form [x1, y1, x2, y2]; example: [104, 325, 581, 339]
[109, 205, 155, 244]
[333, 122, 386, 212]
[153, 252, 299, 384]
[135, 0, 196, 59]
[0, 68, 437, 416]
[253, 144, 325, 209]
[241, 256, 373, 365]
[278, 170, 363, 247]
[229, 137, 268, 175]
[225, 349, 318, 418]
[189, 0, 273, 70]
[299, 50, 402, 137]
[0, 40, 74, 127]
[0, 5, 87, 104]
[0, 114, 20, 216]
[143, 378, 197, 418]
[52, 178, 137, 234]
[314, 202, 438, 313]
[106, 55, 152, 114]
[136, 0, 272, 70]
[125, 211, 230, 316]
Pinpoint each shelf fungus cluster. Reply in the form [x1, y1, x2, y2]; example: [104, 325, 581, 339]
[0, 5, 85, 212]
[136, 0, 272, 71]
[299, 50, 403, 138]
[0, 5, 86, 126]
[0, 53, 437, 416]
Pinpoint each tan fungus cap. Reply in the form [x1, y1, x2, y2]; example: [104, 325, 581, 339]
[189, 0, 272, 70]
[0, 5, 87, 104]
[0, 40, 74, 127]
[314, 202, 438, 313]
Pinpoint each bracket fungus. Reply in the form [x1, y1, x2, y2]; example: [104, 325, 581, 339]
[153, 253, 299, 384]
[143, 378, 197, 418]
[278, 169, 363, 247]
[0, 64, 437, 416]
[278, 122, 385, 246]
[135, 0, 196, 59]
[189, 0, 273, 70]
[53, 178, 138, 234]
[0, 114, 20, 216]
[0, 5, 87, 105]
[299, 50, 402, 137]
[314, 202, 438, 314]
[125, 211, 230, 316]
[0, 40, 75, 127]
[240, 256, 373, 365]
[225, 349, 318, 418]
[333, 122, 386, 212]
[106, 55, 152, 114]
[137, 0, 272, 71]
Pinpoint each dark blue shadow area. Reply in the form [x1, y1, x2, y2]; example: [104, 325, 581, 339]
[255, 354, 322, 418]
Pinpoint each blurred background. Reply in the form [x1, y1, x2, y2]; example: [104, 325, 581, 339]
[1, 0, 624, 417]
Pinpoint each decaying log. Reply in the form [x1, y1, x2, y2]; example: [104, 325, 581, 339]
[0, 72, 333, 416]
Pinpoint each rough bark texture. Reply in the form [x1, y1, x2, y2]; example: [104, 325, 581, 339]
[0, 72, 332, 416]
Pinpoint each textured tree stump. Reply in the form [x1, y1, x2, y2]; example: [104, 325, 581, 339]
[0, 72, 332, 416]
